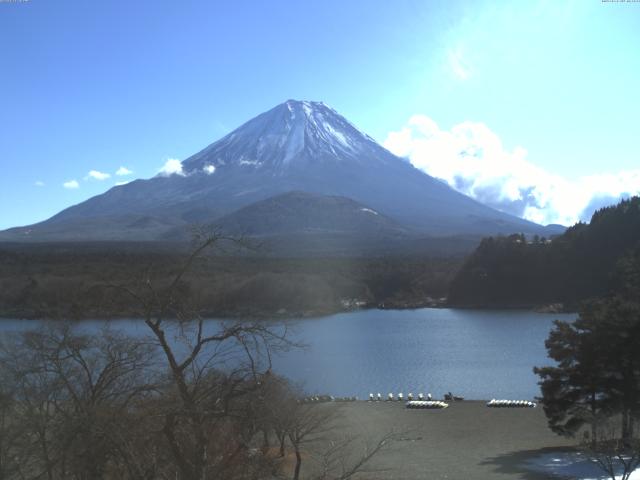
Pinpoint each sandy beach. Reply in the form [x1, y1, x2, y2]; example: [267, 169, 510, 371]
[301, 400, 577, 480]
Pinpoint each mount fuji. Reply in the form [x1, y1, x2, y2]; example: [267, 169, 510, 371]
[0, 100, 560, 246]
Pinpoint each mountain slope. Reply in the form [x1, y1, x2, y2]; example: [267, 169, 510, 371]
[212, 191, 408, 236]
[1, 100, 553, 243]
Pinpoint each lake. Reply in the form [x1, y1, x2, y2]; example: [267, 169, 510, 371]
[0, 308, 576, 400]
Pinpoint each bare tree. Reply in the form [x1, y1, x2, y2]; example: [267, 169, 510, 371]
[103, 229, 296, 480]
[261, 374, 298, 458]
[582, 418, 640, 480]
[0, 324, 158, 480]
[312, 432, 397, 480]
[287, 402, 338, 480]
[0, 374, 21, 480]
[284, 398, 399, 480]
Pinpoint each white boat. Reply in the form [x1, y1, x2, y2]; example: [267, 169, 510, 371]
[486, 399, 536, 408]
[406, 400, 449, 409]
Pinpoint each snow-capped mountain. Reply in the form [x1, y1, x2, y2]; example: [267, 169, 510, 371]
[183, 100, 386, 172]
[0, 100, 560, 244]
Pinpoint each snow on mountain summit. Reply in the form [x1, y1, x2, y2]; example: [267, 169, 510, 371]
[182, 100, 385, 173]
[283, 100, 373, 154]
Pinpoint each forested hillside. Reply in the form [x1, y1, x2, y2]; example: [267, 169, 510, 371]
[0, 243, 461, 319]
[449, 197, 640, 308]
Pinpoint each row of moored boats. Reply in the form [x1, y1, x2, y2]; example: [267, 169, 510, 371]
[299, 395, 537, 408]
[369, 393, 434, 402]
[486, 399, 537, 408]
[300, 395, 358, 403]
[406, 400, 449, 409]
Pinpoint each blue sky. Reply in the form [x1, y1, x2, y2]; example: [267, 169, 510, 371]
[1, 0, 639, 229]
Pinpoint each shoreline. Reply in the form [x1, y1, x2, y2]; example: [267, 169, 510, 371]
[0, 302, 577, 321]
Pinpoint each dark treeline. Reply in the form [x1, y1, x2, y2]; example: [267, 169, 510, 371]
[449, 197, 640, 308]
[0, 243, 462, 319]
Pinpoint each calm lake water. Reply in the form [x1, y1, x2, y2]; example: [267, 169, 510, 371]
[0, 308, 576, 400]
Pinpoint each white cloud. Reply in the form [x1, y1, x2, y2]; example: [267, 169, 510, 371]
[63, 180, 79, 189]
[203, 164, 216, 175]
[384, 115, 640, 226]
[86, 170, 111, 181]
[116, 166, 133, 176]
[115, 180, 131, 186]
[158, 158, 185, 177]
[34, 180, 45, 187]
